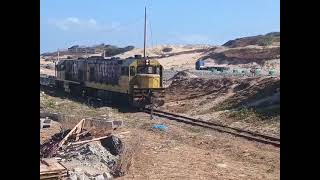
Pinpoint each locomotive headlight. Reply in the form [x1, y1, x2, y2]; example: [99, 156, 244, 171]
[145, 59, 150, 66]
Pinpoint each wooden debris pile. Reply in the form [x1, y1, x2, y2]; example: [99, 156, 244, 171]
[40, 118, 127, 179]
[40, 158, 68, 180]
[40, 118, 123, 158]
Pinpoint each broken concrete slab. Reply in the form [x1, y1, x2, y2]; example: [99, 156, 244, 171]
[40, 117, 51, 129]
[84, 118, 123, 130]
[40, 112, 62, 121]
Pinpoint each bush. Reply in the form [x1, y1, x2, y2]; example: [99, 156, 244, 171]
[228, 106, 255, 120]
[124, 46, 135, 51]
[257, 37, 273, 46]
[162, 47, 173, 52]
[104, 45, 135, 57]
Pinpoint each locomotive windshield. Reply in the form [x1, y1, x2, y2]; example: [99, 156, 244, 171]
[137, 66, 161, 74]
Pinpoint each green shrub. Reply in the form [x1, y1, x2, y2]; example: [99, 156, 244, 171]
[257, 37, 273, 46]
[162, 47, 173, 52]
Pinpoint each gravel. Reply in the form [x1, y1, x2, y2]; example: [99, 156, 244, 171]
[61, 141, 118, 179]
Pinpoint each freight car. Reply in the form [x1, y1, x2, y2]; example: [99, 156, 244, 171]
[51, 55, 165, 107]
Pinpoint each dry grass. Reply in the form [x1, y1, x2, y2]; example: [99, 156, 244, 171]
[114, 130, 143, 178]
[114, 125, 279, 180]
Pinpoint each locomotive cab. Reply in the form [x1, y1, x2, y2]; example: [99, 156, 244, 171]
[131, 59, 165, 107]
[134, 65, 162, 89]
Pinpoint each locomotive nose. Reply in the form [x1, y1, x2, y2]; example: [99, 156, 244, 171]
[135, 74, 161, 89]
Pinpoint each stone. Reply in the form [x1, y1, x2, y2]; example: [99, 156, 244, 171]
[77, 174, 90, 180]
[73, 167, 83, 173]
[68, 174, 77, 180]
[94, 174, 105, 180]
[216, 163, 227, 168]
[103, 172, 113, 179]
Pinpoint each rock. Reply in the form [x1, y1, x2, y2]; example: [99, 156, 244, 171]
[77, 174, 90, 180]
[100, 158, 116, 168]
[67, 174, 78, 180]
[216, 163, 227, 168]
[73, 167, 83, 173]
[100, 135, 123, 156]
[103, 172, 113, 179]
[94, 174, 105, 180]
[84, 172, 95, 178]
[171, 70, 198, 80]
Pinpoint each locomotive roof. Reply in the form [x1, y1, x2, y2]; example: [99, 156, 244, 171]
[85, 58, 137, 66]
[57, 57, 135, 65]
[56, 57, 161, 66]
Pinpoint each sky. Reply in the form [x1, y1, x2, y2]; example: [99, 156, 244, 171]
[40, 0, 280, 53]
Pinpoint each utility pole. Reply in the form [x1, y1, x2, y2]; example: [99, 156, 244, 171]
[143, 6, 147, 59]
[55, 49, 59, 77]
[150, 91, 154, 120]
[76, 47, 78, 59]
[57, 49, 60, 61]
[143, 6, 154, 120]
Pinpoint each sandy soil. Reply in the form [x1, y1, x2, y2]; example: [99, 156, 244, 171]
[163, 75, 280, 137]
[115, 45, 210, 58]
[40, 44, 280, 76]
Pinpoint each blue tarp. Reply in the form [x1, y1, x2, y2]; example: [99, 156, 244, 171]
[152, 124, 168, 131]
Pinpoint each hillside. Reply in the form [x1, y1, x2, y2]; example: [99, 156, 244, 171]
[41, 44, 135, 59]
[114, 44, 210, 58]
[223, 32, 280, 48]
[114, 44, 213, 70]
[203, 47, 280, 64]
[40, 32, 280, 74]
[163, 72, 280, 136]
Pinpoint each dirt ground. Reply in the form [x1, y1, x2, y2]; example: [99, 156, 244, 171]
[120, 113, 279, 180]
[40, 93, 279, 180]
[40, 120, 62, 144]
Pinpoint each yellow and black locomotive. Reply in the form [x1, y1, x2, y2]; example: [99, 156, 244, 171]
[54, 55, 165, 107]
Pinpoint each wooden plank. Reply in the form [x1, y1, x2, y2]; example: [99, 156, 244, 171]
[40, 168, 67, 174]
[40, 171, 67, 176]
[40, 162, 64, 171]
[68, 131, 129, 146]
[76, 128, 93, 138]
[40, 173, 67, 179]
[40, 158, 67, 176]
[40, 170, 67, 174]
[58, 119, 85, 147]
[69, 134, 111, 146]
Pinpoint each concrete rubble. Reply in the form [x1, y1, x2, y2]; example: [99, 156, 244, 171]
[40, 118, 125, 180]
[40, 117, 52, 129]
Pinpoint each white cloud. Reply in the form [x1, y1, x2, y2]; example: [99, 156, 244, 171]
[48, 17, 119, 32]
[178, 34, 210, 43]
[88, 19, 97, 25]
[66, 17, 80, 24]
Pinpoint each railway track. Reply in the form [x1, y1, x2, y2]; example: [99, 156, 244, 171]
[41, 78, 280, 147]
[143, 108, 280, 147]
